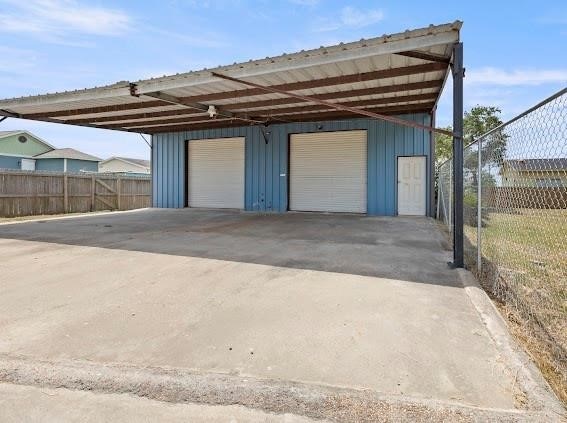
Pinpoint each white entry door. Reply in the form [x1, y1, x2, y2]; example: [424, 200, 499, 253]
[397, 156, 426, 216]
[188, 137, 245, 209]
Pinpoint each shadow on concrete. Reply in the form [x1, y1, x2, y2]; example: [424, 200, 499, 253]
[0, 209, 458, 286]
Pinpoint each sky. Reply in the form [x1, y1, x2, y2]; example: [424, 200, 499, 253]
[0, 0, 566, 160]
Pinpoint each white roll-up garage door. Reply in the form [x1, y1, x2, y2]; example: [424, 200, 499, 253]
[290, 130, 367, 213]
[188, 137, 245, 209]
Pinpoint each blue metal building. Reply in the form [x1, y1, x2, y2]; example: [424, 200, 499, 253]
[152, 115, 433, 216]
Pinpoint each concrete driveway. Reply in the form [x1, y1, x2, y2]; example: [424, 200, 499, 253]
[0, 209, 561, 421]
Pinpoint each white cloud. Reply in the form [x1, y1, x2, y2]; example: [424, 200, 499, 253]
[314, 6, 384, 32]
[466, 68, 567, 86]
[0, 0, 132, 41]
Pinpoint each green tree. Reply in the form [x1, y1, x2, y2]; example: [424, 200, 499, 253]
[435, 106, 506, 166]
[434, 127, 453, 165]
[435, 106, 507, 227]
[463, 106, 503, 144]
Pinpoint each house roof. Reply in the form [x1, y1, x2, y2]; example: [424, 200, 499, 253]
[101, 156, 150, 168]
[0, 21, 461, 134]
[0, 130, 20, 137]
[0, 130, 56, 149]
[34, 148, 101, 161]
[504, 158, 567, 171]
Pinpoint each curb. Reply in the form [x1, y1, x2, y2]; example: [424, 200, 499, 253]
[0, 354, 544, 423]
[457, 268, 565, 420]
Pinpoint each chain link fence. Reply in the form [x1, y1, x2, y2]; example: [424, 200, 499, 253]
[437, 88, 567, 398]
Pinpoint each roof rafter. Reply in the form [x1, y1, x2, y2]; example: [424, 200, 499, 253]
[139, 89, 264, 125]
[62, 79, 443, 124]
[131, 103, 435, 134]
[26, 64, 445, 121]
[25, 100, 169, 119]
[279, 103, 436, 123]
[394, 50, 450, 63]
[100, 93, 437, 129]
[211, 72, 453, 136]
[182, 62, 447, 103]
[0, 108, 147, 134]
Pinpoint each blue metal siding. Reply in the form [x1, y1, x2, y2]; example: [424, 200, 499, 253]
[151, 114, 432, 215]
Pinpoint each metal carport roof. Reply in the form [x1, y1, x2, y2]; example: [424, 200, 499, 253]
[0, 21, 461, 135]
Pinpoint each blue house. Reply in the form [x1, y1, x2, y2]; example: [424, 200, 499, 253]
[34, 148, 100, 173]
[0, 131, 100, 172]
[0, 130, 54, 170]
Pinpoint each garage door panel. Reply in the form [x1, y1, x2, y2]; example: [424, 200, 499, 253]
[290, 131, 367, 213]
[188, 137, 244, 209]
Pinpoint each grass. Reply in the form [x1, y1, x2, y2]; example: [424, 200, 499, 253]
[463, 208, 567, 404]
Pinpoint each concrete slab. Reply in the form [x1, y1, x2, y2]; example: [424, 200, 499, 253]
[0, 208, 455, 284]
[0, 209, 559, 419]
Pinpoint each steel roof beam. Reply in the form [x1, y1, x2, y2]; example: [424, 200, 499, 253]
[211, 72, 453, 136]
[274, 103, 436, 123]
[24, 100, 170, 119]
[394, 50, 450, 63]
[221, 80, 441, 110]
[186, 62, 446, 103]
[130, 103, 435, 134]
[63, 80, 442, 124]
[139, 89, 263, 125]
[76, 93, 438, 128]
[23, 65, 445, 120]
[0, 108, 148, 134]
[120, 101, 434, 129]
[256, 93, 438, 117]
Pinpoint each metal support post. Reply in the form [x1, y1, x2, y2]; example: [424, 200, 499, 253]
[452, 42, 464, 268]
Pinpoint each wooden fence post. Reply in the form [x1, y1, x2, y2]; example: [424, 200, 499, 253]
[63, 174, 68, 213]
[117, 177, 122, 210]
[91, 175, 96, 211]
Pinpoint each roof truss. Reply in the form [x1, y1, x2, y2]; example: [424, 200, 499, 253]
[210, 72, 453, 136]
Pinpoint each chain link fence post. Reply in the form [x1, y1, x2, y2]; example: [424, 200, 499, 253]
[477, 136, 482, 275]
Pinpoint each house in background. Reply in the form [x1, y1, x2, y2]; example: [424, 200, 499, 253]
[0, 130, 100, 172]
[34, 148, 101, 173]
[99, 157, 150, 176]
[0, 130, 54, 170]
[501, 158, 567, 188]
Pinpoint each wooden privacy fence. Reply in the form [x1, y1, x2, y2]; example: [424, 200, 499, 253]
[483, 186, 567, 209]
[0, 170, 151, 217]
